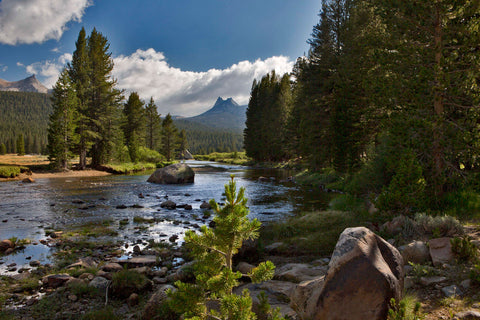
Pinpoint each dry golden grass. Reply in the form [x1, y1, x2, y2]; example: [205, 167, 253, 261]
[0, 154, 50, 166]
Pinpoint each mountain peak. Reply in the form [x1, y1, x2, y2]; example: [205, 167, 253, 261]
[0, 75, 48, 94]
[213, 97, 239, 108]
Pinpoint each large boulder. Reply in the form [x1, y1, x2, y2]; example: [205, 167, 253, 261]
[399, 240, 431, 264]
[291, 227, 404, 320]
[429, 237, 454, 267]
[147, 163, 194, 184]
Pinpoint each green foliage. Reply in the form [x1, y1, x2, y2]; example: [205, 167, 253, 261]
[138, 146, 165, 163]
[376, 151, 426, 214]
[169, 176, 277, 320]
[329, 194, 367, 214]
[469, 264, 480, 285]
[103, 162, 156, 174]
[162, 114, 179, 161]
[413, 213, 463, 238]
[123, 92, 145, 163]
[257, 291, 285, 320]
[0, 166, 21, 178]
[244, 72, 292, 162]
[261, 210, 363, 256]
[387, 297, 423, 320]
[0, 91, 51, 154]
[47, 68, 78, 170]
[111, 269, 150, 298]
[408, 262, 438, 282]
[195, 152, 251, 165]
[16, 134, 25, 156]
[144, 97, 162, 150]
[451, 236, 478, 263]
[0, 144, 6, 155]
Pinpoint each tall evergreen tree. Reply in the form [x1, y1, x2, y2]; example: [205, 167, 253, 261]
[16, 134, 25, 156]
[123, 92, 145, 163]
[161, 113, 179, 161]
[68, 27, 93, 170]
[47, 69, 78, 170]
[178, 129, 188, 158]
[144, 97, 161, 150]
[87, 28, 123, 166]
[0, 143, 6, 155]
[372, 0, 480, 199]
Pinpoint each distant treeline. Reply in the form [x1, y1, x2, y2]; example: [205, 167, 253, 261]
[175, 119, 243, 154]
[0, 91, 51, 154]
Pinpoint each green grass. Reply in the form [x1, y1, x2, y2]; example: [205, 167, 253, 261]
[82, 307, 121, 320]
[0, 165, 22, 178]
[261, 210, 370, 256]
[102, 162, 157, 174]
[194, 152, 253, 165]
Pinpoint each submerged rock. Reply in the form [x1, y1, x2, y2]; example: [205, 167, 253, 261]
[147, 163, 194, 184]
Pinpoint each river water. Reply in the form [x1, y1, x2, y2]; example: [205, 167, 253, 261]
[0, 161, 330, 273]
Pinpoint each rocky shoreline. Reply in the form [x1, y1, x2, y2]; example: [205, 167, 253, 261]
[1, 217, 480, 319]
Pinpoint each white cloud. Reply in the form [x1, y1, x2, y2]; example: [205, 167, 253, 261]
[19, 48, 294, 116]
[24, 53, 72, 87]
[0, 65, 7, 72]
[0, 0, 92, 45]
[113, 48, 294, 116]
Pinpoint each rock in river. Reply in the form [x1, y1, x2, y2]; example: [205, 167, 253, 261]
[147, 163, 194, 184]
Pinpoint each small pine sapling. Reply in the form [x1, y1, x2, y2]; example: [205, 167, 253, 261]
[168, 176, 279, 320]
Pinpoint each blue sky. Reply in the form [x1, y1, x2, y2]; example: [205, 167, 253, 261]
[0, 0, 320, 116]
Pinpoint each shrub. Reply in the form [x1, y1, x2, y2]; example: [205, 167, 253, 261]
[168, 176, 281, 320]
[387, 296, 423, 320]
[329, 194, 367, 214]
[111, 269, 151, 298]
[0, 166, 21, 178]
[138, 146, 165, 163]
[451, 236, 478, 262]
[413, 213, 463, 237]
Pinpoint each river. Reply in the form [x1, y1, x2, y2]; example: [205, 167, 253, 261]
[0, 161, 330, 273]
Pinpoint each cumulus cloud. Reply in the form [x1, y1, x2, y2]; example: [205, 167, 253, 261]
[24, 53, 72, 87]
[0, 0, 92, 45]
[113, 48, 294, 116]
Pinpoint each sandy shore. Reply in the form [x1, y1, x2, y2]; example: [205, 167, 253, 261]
[0, 169, 111, 182]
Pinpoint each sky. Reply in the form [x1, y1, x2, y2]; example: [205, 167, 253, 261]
[0, 0, 321, 116]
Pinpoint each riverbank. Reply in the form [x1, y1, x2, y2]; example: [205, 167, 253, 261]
[0, 170, 112, 182]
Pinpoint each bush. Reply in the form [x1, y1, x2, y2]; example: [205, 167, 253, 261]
[376, 151, 426, 215]
[451, 236, 478, 262]
[0, 166, 21, 178]
[387, 296, 423, 320]
[138, 146, 165, 163]
[81, 307, 120, 320]
[413, 213, 463, 238]
[329, 194, 367, 214]
[111, 269, 151, 298]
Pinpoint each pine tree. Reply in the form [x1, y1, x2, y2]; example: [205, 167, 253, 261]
[144, 97, 161, 150]
[178, 129, 188, 158]
[161, 114, 178, 161]
[68, 27, 93, 170]
[16, 134, 25, 156]
[0, 143, 6, 155]
[169, 176, 278, 320]
[47, 69, 78, 170]
[123, 92, 144, 163]
[371, 0, 480, 199]
[87, 28, 123, 167]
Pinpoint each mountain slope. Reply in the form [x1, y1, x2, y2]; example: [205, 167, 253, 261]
[181, 97, 247, 132]
[0, 75, 49, 94]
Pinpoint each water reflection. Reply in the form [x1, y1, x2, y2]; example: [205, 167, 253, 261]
[0, 161, 329, 273]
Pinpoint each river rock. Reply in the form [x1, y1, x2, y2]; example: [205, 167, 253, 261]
[200, 201, 211, 209]
[291, 227, 404, 320]
[102, 262, 123, 272]
[429, 237, 454, 267]
[22, 177, 35, 183]
[89, 276, 111, 292]
[147, 163, 194, 184]
[0, 239, 13, 252]
[42, 274, 74, 288]
[275, 263, 327, 283]
[142, 284, 176, 320]
[455, 310, 480, 319]
[160, 200, 177, 210]
[400, 240, 431, 264]
[115, 255, 159, 267]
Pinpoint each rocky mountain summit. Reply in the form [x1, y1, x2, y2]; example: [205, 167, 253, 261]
[181, 97, 247, 131]
[0, 75, 49, 94]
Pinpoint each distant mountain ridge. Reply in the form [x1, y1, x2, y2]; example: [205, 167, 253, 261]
[0, 75, 49, 94]
[181, 97, 247, 132]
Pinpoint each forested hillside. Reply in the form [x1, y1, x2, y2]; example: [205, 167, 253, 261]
[0, 91, 51, 154]
[175, 119, 243, 154]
